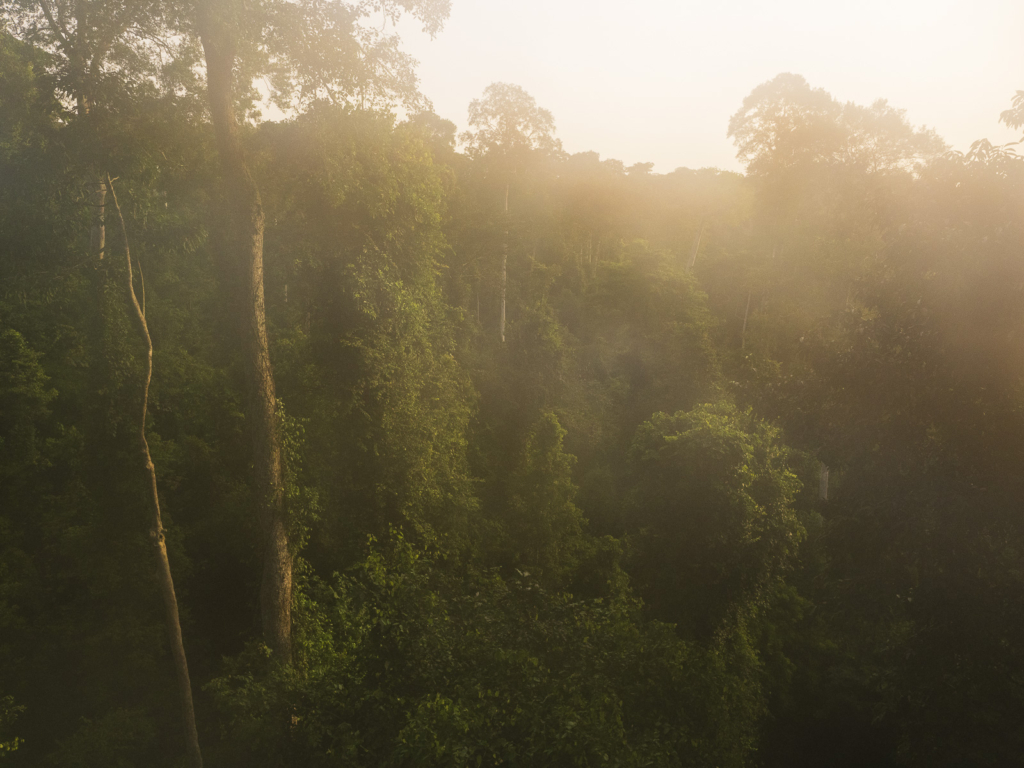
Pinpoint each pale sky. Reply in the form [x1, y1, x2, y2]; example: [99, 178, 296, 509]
[394, 0, 1024, 172]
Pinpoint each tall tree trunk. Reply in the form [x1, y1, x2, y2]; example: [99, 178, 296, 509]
[106, 177, 203, 767]
[500, 182, 508, 343]
[197, 0, 292, 662]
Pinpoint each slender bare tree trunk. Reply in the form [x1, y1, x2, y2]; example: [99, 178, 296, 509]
[106, 177, 203, 767]
[197, 0, 292, 662]
[688, 220, 706, 271]
[741, 290, 752, 349]
[500, 182, 508, 343]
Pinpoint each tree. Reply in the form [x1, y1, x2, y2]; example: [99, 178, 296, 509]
[0, 0, 197, 257]
[103, 176, 202, 766]
[461, 83, 561, 342]
[728, 73, 944, 178]
[193, 0, 451, 661]
[209, 533, 765, 768]
[255, 107, 477, 559]
[716, 86, 1024, 764]
[0, 26, 207, 765]
[462, 82, 560, 163]
[492, 412, 584, 581]
[784, 146, 1024, 766]
[628, 403, 803, 639]
[716, 75, 947, 374]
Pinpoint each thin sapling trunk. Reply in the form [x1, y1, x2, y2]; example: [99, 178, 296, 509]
[106, 176, 203, 768]
[500, 181, 508, 343]
[741, 290, 752, 350]
[688, 221, 706, 271]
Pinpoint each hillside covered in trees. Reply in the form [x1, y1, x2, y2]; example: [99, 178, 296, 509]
[2, 2, 1024, 765]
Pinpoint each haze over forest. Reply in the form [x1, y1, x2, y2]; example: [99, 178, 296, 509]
[389, 0, 1024, 171]
[1, 0, 1023, 766]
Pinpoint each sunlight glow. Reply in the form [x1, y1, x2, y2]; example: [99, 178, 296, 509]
[396, 0, 1024, 171]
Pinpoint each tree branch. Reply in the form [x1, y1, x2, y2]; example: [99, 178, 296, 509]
[38, 0, 72, 52]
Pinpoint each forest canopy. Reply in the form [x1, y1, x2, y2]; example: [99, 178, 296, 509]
[1, 4, 1023, 765]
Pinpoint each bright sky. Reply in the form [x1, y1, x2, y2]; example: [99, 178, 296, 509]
[394, 0, 1024, 172]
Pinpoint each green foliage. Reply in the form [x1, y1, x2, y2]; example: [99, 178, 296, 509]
[259, 108, 477, 557]
[484, 412, 585, 581]
[210, 534, 765, 767]
[2, 25, 1022, 764]
[579, 245, 721, 425]
[0, 696, 23, 758]
[0, 32, 58, 163]
[279, 401, 323, 554]
[781, 147, 1024, 765]
[0, 328, 55, 475]
[715, 79, 1024, 766]
[628, 403, 803, 639]
[0, 33, 84, 285]
[246, 0, 451, 113]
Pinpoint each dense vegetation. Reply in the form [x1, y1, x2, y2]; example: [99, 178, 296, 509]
[1, 6, 1023, 765]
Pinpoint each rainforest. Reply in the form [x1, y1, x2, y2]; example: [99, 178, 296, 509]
[1, 1, 1023, 765]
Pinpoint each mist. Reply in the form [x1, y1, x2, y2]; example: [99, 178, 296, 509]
[1, 1, 1023, 765]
